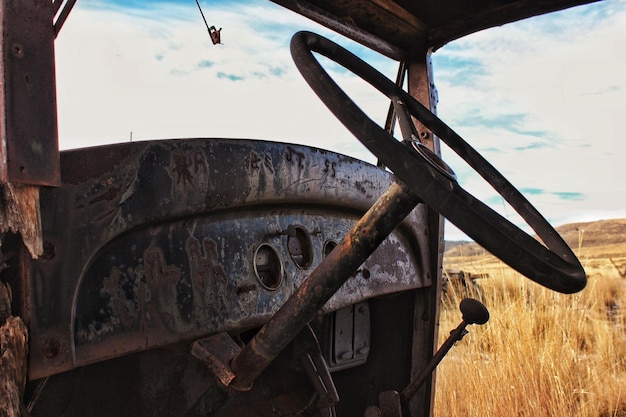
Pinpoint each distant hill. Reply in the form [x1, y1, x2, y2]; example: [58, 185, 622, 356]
[554, 219, 626, 247]
[444, 240, 479, 255]
[444, 218, 626, 257]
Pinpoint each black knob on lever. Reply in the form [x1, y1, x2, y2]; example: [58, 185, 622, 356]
[400, 298, 489, 412]
[460, 297, 489, 325]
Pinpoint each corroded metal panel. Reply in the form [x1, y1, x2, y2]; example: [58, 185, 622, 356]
[25, 139, 432, 380]
[72, 210, 423, 369]
[0, 0, 60, 186]
[272, 0, 600, 55]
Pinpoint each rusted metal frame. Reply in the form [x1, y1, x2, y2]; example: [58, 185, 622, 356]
[405, 49, 443, 417]
[366, 0, 426, 31]
[313, 0, 426, 41]
[0, 0, 60, 186]
[228, 181, 421, 391]
[379, 61, 406, 168]
[427, 0, 601, 51]
[406, 52, 438, 151]
[270, 0, 408, 61]
[383, 61, 407, 135]
[0, 0, 65, 259]
[53, 0, 78, 38]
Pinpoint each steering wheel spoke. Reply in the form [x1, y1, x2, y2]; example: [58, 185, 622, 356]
[290, 31, 586, 294]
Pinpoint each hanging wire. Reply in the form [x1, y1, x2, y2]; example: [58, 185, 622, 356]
[195, 0, 222, 45]
[195, 0, 211, 32]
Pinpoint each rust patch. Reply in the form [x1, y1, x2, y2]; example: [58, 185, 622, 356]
[249, 151, 275, 174]
[186, 236, 228, 317]
[354, 179, 375, 197]
[170, 151, 209, 185]
[141, 246, 182, 331]
[102, 267, 136, 328]
[323, 159, 337, 178]
[88, 185, 121, 206]
[285, 147, 305, 169]
[172, 154, 194, 185]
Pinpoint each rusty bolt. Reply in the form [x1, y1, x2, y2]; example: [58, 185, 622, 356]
[42, 241, 56, 260]
[43, 338, 60, 359]
[12, 44, 24, 59]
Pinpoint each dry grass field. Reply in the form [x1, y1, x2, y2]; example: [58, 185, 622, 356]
[435, 219, 626, 417]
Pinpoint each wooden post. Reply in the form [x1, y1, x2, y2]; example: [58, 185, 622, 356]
[0, 283, 28, 417]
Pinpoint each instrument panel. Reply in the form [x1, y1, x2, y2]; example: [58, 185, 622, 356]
[15, 139, 431, 379]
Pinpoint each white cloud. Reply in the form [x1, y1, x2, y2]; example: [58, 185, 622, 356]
[55, 1, 394, 164]
[432, 0, 626, 239]
[55, 0, 626, 242]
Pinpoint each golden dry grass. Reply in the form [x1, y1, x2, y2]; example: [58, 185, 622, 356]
[435, 243, 626, 417]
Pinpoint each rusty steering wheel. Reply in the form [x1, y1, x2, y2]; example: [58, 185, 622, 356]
[290, 31, 586, 294]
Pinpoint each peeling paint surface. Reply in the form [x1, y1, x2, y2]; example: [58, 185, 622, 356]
[26, 139, 431, 379]
[73, 210, 424, 365]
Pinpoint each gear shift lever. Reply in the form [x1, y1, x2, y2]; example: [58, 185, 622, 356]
[400, 298, 489, 408]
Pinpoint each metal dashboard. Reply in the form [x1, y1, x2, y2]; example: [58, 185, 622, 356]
[17, 139, 432, 380]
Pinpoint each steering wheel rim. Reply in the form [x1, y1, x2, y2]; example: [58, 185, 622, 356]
[290, 31, 586, 294]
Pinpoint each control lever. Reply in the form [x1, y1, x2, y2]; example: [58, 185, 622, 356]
[400, 298, 489, 412]
[301, 352, 338, 417]
[297, 326, 339, 417]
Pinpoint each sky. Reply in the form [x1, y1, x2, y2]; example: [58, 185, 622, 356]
[53, 0, 626, 241]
